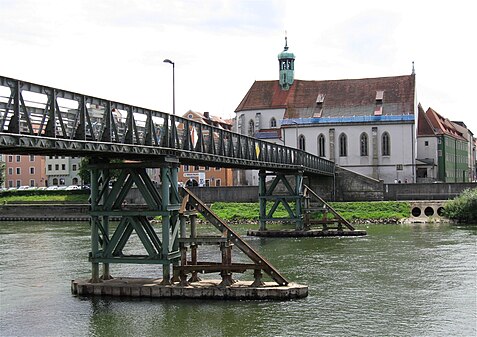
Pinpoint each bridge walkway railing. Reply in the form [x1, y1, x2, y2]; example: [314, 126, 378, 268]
[0, 75, 334, 176]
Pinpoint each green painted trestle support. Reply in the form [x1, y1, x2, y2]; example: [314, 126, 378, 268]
[258, 170, 360, 234]
[259, 169, 304, 231]
[88, 157, 181, 284]
[87, 158, 289, 286]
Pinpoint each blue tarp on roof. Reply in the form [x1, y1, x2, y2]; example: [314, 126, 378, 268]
[281, 115, 415, 125]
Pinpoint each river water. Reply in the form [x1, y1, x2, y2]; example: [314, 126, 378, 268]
[0, 221, 476, 337]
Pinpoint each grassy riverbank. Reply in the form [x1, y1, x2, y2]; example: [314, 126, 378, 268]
[0, 192, 410, 223]
[210, 201, 410, 223]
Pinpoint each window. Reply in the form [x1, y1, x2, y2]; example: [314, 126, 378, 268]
[382, 132, 390, 156]
[8, 155, 13, 162]
[298, 135, 306, 151]
[205, 166, 210, 171]
[16, 180, 21, 187]
[183, 165, 189, 172]
[215, 179, 221, 186]
[61, 164, 66, 170]
[318, 134, 326, 157]
[8, 167, 13, 175]
[16, 167, 21, 175]
[270, 117, 277, 128]
[205, 179, 210, 187]
[248, 119, 255, 137]
[48, 164, 52, 171]
[424, 141, 429, 146]
[16, 155, 20, 162]
[360, 133, 368, 156]
[8, 180, 13, 188]
[30, 179, 35, 187]
[194, 166, 200, 171]
[30, 167, 35, 174]
[53, 178, 58, 185]
[339, 133, 347, 157]
[30, 155, 35, 162]
[55, 164, 59, 170]
[72, 164, 77, 171]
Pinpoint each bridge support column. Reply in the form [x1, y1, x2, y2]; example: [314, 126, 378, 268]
[258, 169, 304, 231]
[87, 158, 180, 284]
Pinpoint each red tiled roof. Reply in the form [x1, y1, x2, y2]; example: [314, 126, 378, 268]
[419, 106, 466, 141]
[235, 75, 415, 118]
[417, 103, 435, 136]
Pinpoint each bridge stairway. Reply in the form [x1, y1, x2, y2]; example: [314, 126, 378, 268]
[176, 187, 289, 286]
[303, 185, 356, 233]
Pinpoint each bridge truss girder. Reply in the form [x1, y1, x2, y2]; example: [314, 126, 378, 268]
[0, 75, 334, 175]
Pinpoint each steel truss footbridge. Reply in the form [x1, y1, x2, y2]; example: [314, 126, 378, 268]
[0, 75, 335, 286]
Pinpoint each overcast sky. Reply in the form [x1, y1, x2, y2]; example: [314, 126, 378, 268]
[1, 0, 476, 133]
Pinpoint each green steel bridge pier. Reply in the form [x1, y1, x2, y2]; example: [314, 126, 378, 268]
[0, 75, 364, 300]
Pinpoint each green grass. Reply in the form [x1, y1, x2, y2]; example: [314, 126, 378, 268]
[210, 201, 410, 222]
[0, 193, 89, 203]
[328, 201, 410, 221]
[0, 192, 411, 222]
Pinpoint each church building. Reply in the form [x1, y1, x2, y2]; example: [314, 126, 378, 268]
[234, 38, 417, 184]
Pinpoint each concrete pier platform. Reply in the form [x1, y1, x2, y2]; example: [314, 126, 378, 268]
[247, 229, 367, 237]
[71, 277, 308, 300]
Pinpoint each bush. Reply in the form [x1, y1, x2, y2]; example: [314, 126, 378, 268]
[444, 188, 477, 223]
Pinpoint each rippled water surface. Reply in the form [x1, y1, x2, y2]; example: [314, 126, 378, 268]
[1, 222, 476, 337]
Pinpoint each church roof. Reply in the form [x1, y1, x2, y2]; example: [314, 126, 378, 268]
[235, 74, 416, 119]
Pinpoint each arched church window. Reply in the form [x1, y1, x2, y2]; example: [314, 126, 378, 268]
[270, 117, 277, 128]
[299, 134, 306, 151]
[360, 132, 368, 156]
[318, 134, 326, 157]
[248, 119, 255, 137]
[339, 133, 347, 157]
[382, 132, 390, 156]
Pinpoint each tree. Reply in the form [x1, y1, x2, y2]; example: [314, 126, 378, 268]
[78, 157, 124, 185]
[444, 188, 477, 223]
[0, 160, 5, 187]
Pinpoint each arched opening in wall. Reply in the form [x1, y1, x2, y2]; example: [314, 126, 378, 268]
[437, 207, 445, 216]
[424, 207, 434, 216]
[412, 207, 421, 217]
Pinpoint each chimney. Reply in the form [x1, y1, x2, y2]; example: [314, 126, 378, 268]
[204, 111, 210, 119]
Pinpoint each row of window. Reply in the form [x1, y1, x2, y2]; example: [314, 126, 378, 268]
[5, 155, 79, 162]
[47, 164, 77, 171]
[7, 167, 36, 175]
[182, 165, 221, 172]
[6, 164, 78, 176]
[6, 155, 35, 163]
[303, 132, 391, 157]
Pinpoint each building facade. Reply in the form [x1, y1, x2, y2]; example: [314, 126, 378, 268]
[45, 156, 82, 186]
[234, 39, 416, 184]
[4, 154, 47, 188]
[155, 110, 235, 187]
[417, 106, 470, 182]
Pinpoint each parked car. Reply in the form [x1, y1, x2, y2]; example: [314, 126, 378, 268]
[66, 185, 81, 190]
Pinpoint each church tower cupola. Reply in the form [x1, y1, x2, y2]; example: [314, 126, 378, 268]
[278, 35, 295, 90]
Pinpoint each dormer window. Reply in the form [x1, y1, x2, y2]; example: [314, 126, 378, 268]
[375, 90, 384, 116]
[313, 93, 325, 118]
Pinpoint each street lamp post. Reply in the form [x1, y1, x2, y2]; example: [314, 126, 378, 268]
[163, 59, 175, 115]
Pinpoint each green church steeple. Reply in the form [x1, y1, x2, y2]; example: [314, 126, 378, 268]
[278, 35, 295, 90]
